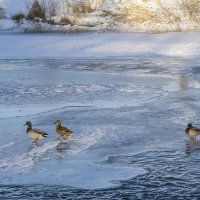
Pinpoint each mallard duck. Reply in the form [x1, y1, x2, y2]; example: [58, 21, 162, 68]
[185, 123, 200, 140]
[24, 121, 48, 144]
[54, 120, 73, 139]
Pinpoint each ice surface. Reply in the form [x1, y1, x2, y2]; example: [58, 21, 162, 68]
[0, 142, 14, 150]
[1, 57, 200, 189]
[1, 33, 200, 59]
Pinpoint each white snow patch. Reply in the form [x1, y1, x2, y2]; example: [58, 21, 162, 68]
[0, 19, 17, 31]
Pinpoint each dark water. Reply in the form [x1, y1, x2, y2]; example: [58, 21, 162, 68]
[1, 149, 200, 199]
[1, 57, 200, 199]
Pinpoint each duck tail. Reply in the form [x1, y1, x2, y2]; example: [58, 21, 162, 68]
[42, 132, 48, 137]
[70, 131, 73, 135]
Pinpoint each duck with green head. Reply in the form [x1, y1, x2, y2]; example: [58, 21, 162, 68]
[54, 120, 73, 139]
[24, 121, 48, 144]
[185, 123, 200, 140]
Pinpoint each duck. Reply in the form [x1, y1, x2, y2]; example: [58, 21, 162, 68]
[185, 123, 200, 140]
[54, 120, 73, 139]
[24, 121, 48, 144]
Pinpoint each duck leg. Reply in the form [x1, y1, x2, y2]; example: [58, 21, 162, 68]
[192, 136, 196, 140]
[33, 137, 39, 144]
[57, 136, 62, 140]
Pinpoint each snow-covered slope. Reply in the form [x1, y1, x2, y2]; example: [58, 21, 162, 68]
[1, 0, 200, 32]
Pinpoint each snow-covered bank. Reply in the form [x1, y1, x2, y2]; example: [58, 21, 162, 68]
[1, 32, 200, 58]
[1, 0, 200, 33]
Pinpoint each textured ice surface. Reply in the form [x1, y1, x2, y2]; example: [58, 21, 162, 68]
[0, 57, 200, 189]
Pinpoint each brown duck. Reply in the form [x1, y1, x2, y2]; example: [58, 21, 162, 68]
[185, 123, 200, 140]
[54, 120, 73, 139]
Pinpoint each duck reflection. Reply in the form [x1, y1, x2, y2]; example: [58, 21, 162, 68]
[56, 140, 72, 153]
[177, 76, 189, 90]
[185, 140, 200, 155]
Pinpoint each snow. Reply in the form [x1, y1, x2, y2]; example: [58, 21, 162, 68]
[1, 0, 200, 32]
[1, 32, 200, 59]
[0, 19, 16, 31]
[0, 0, 31, 16]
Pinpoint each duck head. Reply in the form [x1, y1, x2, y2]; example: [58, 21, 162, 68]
[187, 123, 193, 128]
[54, 120, 61, 126]
[24, 121, 32, 127]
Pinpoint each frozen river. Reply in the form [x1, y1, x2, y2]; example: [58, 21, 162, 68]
[1, 57, 200, 199]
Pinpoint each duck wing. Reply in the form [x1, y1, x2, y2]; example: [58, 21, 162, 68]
[185, 128, 189, 134]
[32, 128, 48, 137]
[192, 127, 200, 132]
[61, 126, 73, 134]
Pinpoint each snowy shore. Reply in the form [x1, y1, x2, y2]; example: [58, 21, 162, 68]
[1, 0, 200, 33]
